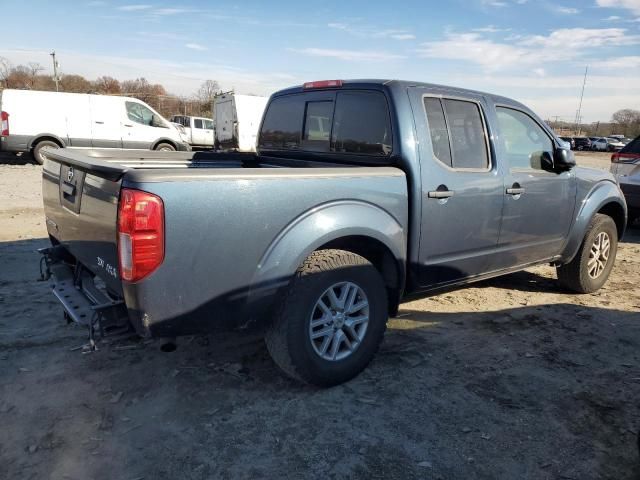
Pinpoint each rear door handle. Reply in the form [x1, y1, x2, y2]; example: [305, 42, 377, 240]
[124, 124, 133, 128]
[428, 186, 454, 199]
[94, 121, 104, 124]
[506, 183, 525, 195]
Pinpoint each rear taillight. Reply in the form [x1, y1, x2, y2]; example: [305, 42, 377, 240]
[612, 152, 640, 164]
[117, 188, 164, 282]
[303, 80, 343, 89]
[1, 111, 8, 136]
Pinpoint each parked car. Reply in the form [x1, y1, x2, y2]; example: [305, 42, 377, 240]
[213, 93, 268, 151]
[611, 135, 640, 225]
[39, 79, 627, 386]
[573, 137, 592, 151]
[593, 137, 625, 152]
[169, 115, 214, 148]
[0, 89, 189, 164]
[559, 136, 575, 149]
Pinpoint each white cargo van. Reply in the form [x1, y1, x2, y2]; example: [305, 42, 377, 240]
[0, 89, 189, 164]
[213, 93, 268, 151]
[169, 115, 214, 148]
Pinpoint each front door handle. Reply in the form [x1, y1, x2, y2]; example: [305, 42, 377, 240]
[506, 183, 525, 195]
[428, 185, 454, 199]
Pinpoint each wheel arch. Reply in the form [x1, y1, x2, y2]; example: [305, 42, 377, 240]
[29, 134, 66, 150]
[561, 181, 627, 263]
[244, 201, 407, 326]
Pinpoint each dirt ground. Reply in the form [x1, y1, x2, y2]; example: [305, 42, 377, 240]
[1, 151, 639, 479]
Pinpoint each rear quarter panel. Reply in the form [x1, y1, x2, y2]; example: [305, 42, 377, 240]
[122, 167, 408, 336]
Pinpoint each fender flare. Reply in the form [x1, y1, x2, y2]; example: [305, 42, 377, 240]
[244, 200, 407, 323]
[561, 180, 627, 263]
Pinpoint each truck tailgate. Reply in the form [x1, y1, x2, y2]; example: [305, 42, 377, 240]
[42, 153, 123, 295]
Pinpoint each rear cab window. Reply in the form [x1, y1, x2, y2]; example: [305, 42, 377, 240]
[423, 96, 490, 170]
[259, 89, 392, 159]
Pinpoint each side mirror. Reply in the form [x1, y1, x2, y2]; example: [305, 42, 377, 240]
[553, 147, 576, 172]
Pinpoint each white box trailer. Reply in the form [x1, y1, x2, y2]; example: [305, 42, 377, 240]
[213, 93, 268, 151]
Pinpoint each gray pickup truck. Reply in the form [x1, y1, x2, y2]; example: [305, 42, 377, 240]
[40, 79, 627, 386]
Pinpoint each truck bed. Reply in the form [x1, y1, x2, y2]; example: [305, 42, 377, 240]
[41, 148, 408, 336]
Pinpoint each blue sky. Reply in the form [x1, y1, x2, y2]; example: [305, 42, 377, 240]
[1, 0, 639, 122]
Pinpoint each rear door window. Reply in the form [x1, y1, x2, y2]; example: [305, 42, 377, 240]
[331, 91, 392, 156]
[424, 97, 452, 167]
[423, 97, 489, 170]
[194, 119, 204, 129]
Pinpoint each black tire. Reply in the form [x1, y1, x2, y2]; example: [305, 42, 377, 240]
[556, 214, 618, 293]
[154, 142, 175, 152]
[265, 249, 388, 387]
[32, 140, 60, 165]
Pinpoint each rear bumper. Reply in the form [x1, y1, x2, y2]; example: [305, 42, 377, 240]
[0, 135, 30, 153]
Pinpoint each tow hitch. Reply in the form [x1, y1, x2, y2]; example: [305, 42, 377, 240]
[38, 246, 131, 351]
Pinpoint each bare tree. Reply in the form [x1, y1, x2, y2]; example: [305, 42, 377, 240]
[194, 79, 220, 116]
[93, 76, 121, 94]
[611, 109, 640, 137]
[59, 74, 92, 93]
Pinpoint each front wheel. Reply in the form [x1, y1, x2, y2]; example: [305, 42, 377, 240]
[265, 249, 388, 387]
[556, 214, 618, 293]
[154, 142, 176, 152]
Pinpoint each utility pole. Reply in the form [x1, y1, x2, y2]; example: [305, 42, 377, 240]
[574, 65, 588, 135]
[50, 51, 60, 92]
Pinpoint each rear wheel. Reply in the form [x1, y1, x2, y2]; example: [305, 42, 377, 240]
[265, 249, 388, 387]
[556, 214, 618, 293]
[154, 142, 175, 152]
[32, 140, 60, 165]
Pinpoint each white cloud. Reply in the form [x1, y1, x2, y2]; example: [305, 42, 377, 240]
[417, 28, 640, 71]
[327, 22, 415, 40]
[473, 25, 511, 33]
[555, 6, 579, 13]
[185, 43, 207, 51]
[596, 55, 640, 68]
[86, 1, 107, 6]
[0, 47, 294, 97]
[596, 0, 640, 15]
[291, 47, 405, 61]
[154, 8, 191, 15]
[606, 14, 622, 19]
[117, 4, 152, 11]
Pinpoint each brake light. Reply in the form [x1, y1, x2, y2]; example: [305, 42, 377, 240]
[303, 80, 343, 89]
[117, 188, 164, 282]
[1, 111, 8, 136]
